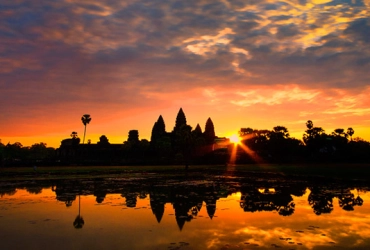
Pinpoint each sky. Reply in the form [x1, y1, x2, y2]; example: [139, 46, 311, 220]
[1, 0, 370, 148]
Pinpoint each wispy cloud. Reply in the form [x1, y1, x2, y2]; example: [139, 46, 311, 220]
[1, 0, 369, 145]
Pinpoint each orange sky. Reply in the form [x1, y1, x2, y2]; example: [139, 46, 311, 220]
[1, 0, 369, 148]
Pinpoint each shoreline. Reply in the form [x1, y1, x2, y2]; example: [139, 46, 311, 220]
[1, 163, 369, 181]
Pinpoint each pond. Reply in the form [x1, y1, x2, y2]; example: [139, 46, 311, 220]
[1, 171, 370, 250]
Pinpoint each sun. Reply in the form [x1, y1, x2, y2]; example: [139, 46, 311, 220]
[229, 134, 241, 144]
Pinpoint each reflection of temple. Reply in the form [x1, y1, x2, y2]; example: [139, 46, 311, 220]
[149, 183, 222, 230]
[2, 173, 368, 228]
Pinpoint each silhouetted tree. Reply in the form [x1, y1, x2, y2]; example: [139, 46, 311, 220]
[268, 126, 302, 162]
[239, 127, 254, 137]
[303, 120, 326, 145]
[303, 121, 332, 161]
[81, 114, 91, 144]
[4, 142, 26, 163]
[332, 128, 347, 138]
[331, 128, 349, 160]
[347, 127, 354, 141]
[97, 135, 110, 145]
[347, 137, 370, 163]
[28, 142, 54, 162]
[306, 120, 313, 130]
[271, 126, 290, 139]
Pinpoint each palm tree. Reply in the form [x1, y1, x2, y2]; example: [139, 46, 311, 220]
[347, 127, 354, 141]
[81, 114, 92, 144]
[333, 128, 346, 137]
[73, 195, 84, 229]
[306, 120, 313, 130]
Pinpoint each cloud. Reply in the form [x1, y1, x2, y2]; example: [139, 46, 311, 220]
[1, 0, 369, 143]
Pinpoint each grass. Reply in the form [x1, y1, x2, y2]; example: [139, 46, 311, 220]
[0, 163, 369, 181]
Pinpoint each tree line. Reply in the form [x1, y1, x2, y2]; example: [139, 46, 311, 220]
[1, 110, 369, 166]
[236, 120, 369, 163]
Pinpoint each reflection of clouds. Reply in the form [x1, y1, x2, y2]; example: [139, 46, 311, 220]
[217, 189, 370, 249]
[329, 212, 370, 245]
[234, 225, 334, 249]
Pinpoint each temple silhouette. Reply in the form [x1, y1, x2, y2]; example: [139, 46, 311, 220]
[2, 109, 370, 166]
[57, 108, 230, 166]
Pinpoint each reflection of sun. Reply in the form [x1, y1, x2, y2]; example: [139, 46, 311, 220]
[229, 134, 240, 144]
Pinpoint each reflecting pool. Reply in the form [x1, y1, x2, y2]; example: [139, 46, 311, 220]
[1, 172, 370, 249]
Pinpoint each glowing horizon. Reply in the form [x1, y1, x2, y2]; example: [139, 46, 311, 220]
[1, 1, 369, 147]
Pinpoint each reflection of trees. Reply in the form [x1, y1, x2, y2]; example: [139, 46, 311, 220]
[240, 187, 295, 216]
[0, 187, 17, 197]
[13, 174, 364, 226]
[73, 195, 84, 229]
[354, 189, 364, 207]
[308, 187, 365, 215]
[26, 186, 43, 194]
[274, 193, 295, 216]
[308, 187, 334, 215]
[337, 189, 363, 211]
[94, 190, 106, 204]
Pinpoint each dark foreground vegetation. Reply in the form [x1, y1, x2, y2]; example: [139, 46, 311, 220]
[1, 109, 369, 167]
[1, 164, 370, 182]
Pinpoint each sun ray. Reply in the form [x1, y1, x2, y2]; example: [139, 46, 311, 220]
[238, 143, 264, 164]
[229, 134, 241, 145]
[227, 133, 265, 167]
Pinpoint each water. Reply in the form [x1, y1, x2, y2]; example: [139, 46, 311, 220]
[1, 172, 370, 250]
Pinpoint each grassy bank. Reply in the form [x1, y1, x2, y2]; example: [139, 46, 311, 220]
[0, 164, 369, 181]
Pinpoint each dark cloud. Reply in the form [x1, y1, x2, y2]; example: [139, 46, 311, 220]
[328, 0, 366, 7]
[268, 15, 292, 22]
[235, 21, 260, 31]
[344, 18, 370, 43]
[276, 24, 301, 39]
[1, 0, 370, 137]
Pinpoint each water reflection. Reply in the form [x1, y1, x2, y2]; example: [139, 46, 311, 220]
[73, 195, 84, 229]
[1, 173, 370, 249]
